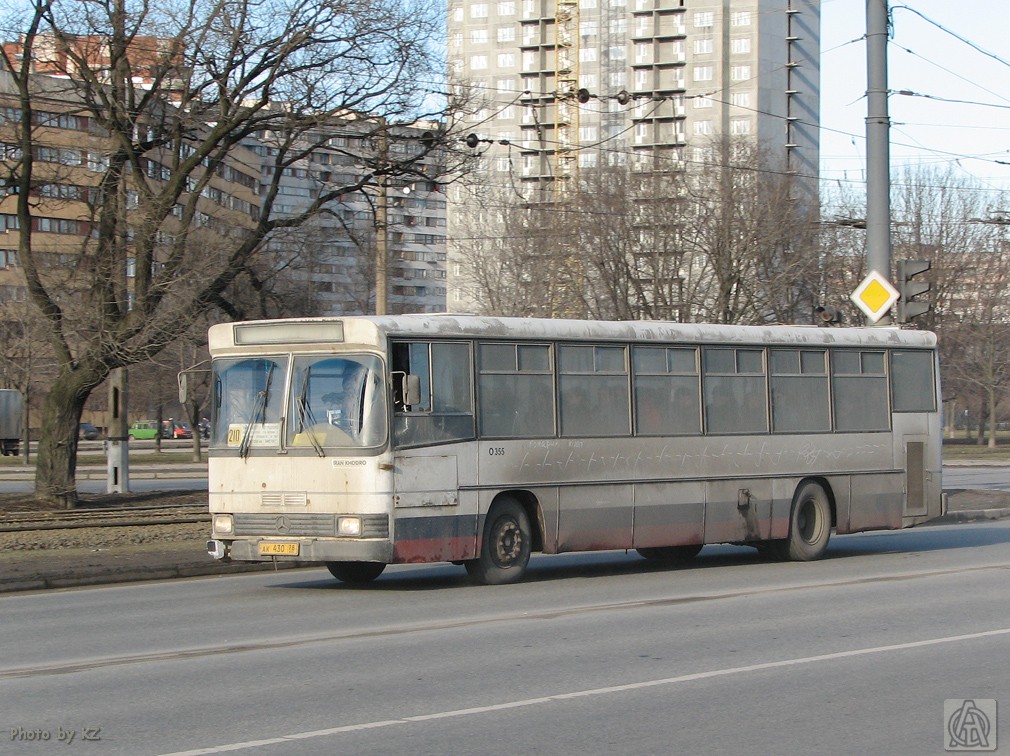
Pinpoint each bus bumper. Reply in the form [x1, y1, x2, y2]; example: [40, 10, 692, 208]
[207, 538, 393, 564]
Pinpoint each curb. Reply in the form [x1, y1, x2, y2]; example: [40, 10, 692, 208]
[934, 508, 1010, 524]
[942, 460, 1010, 467]
[0, 560, 315, 593]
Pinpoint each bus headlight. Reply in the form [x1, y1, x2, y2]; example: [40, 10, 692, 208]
[213, 514, 234, 536]
[337, 516, 362, 537]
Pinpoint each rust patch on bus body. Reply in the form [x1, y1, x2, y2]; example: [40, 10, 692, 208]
[392, 537, 476, 564]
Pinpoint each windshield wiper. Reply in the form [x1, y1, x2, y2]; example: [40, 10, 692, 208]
[294, 367, 324, 457]
[240, 362, 275, 459]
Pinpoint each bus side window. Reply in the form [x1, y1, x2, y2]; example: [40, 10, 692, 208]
[392, 341, 475, 447]
[477, 342, 555, 438]
[430, 342, 475, 440]
[392, 342, 433, 412]
[891, 350, 935, 412]
[558, 344, 630, 437]
[632, 346, 700, 435]
[391, 343, 409, 411]
[702, 347, 767, 434]
[832, 350, 889, 431]
[769, 349, 830, 433]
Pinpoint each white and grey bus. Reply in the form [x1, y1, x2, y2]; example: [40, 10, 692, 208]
[206, 315, 944, 585]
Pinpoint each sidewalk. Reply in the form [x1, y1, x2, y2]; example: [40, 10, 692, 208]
[938, 489, 1010, 524]
[938, 458, 1010, 523]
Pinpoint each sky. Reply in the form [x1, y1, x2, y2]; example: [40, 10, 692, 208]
[819, 0, 1010, 196]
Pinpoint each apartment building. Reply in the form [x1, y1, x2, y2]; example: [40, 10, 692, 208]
[0, 69, 261, 309]
[0, 70, 447, 318]
[247, 120, 448, 316]
[446, 0, 820, 313]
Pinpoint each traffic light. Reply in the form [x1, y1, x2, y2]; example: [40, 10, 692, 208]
[896, 259, 931, 323]
[814, 305, 843, 325]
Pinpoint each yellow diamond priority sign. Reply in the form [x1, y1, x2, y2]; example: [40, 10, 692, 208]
[851, 270, 899, 323]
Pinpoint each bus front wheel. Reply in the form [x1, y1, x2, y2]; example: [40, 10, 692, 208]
[465, 499, 532, 585]
[770, 481, 832, 561]
[326, 561, 386, 584]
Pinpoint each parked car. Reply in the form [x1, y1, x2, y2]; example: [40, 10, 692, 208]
[78, 422, 100, 440]
[128, 421, 161, 440]
[163, 421, 193, 439]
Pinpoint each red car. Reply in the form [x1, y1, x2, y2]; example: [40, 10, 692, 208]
[162, 421, 193, 439]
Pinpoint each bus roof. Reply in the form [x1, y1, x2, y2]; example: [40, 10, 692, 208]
[209, 315, 937, 353]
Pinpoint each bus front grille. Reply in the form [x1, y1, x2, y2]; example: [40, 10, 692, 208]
[260, 492, 308, 507]
[232, 513, 389, 538]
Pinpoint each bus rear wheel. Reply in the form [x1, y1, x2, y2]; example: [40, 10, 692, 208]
[769, 481, 832, 561]
[465, 499, 531, 585]
[326, 561, 386, 584]
[636, 544, 703, 563]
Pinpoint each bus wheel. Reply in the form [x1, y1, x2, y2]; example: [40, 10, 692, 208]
[326, 561, 386, 584]
[636, 544, 703, 563]
[465, 499, 532, 585]
[773, 481, 832, 561]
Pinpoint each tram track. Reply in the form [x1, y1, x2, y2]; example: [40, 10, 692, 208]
[0, 504, 209, 533]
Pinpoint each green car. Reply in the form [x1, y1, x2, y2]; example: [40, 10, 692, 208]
[128, 421, 161, 440]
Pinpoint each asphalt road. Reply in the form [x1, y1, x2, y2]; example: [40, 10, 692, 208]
[3, 520, 1009, 755]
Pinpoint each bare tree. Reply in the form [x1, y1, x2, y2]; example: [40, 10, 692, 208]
[0, 0, 471, 507]
[451, 193, 572, 317]
[821, 166, 1010, 441]
[674, 137, 820, 324]
[574, 166, 692, 322]
[0, 298, 59, 461]
[889, 168, 999, 442]
[816, 179, 872, 323]
[455, 140, 820, 326]
[939, 232, 1010, 448]
[891, 166, 996, 331]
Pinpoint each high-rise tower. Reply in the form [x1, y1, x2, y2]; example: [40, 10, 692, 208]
[447, 0, 821, 314]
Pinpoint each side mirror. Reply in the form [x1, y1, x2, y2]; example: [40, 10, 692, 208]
[403, 374, 422, 407]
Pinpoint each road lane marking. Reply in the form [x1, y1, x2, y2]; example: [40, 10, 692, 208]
[161, 626, 1010, 755]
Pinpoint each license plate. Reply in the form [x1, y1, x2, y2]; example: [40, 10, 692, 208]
[259, 542, 300, 556]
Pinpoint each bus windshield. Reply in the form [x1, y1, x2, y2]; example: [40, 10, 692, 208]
[211, 354, 386, 453]
[287, 354, 387, 451]
[212, 356, 287, 452]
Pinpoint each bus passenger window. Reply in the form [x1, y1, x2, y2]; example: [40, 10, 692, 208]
[770, 349, 830, 433]
[702, 348, 767, 435]
[891, 350, 935, 412]
[559, 345, 630, 437]
[832, 350, 889, 432]
[632, 346, 700, 435]
[477, 342, 554, 438]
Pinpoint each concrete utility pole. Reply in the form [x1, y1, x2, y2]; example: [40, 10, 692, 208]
[374, 119, 388, 316]
[106, 0, 131, 491]
[865, 0, 892, 323]
[106, 367, 130, 493]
